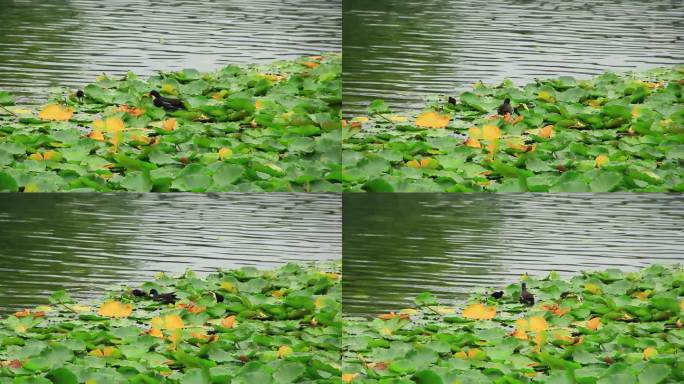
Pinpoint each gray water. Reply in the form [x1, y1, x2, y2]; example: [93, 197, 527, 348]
[0, 0, 341, 105]
[343, 194, 684, 316]
[343, 0, 684, 116]
[0, 193, 341, 314]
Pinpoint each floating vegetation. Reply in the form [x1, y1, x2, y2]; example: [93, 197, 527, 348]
[342, 264, 684, 383]
[0, 262, 341, 383]
[343, 66, 684, 192]
[0, 54, 341, 192]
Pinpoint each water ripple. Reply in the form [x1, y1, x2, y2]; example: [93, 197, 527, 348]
[343, 194, 684, 316]
[343, 0, 684, 116]
[0, 0, 341, 105]
[0, 193, 341, 313]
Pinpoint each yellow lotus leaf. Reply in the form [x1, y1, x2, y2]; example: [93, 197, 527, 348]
[643, 347, 658, 360]
[512, 328, 528, 340]
[379, 326, 393, 336]
[595, 155, 609, 168]
[42, 150, 59, 161]
[506, 137, 527, 151]
[388, 115, 408, 123]
[151, 314, 184, 330]
[482, 124, 501, 140]
[101, 117, 124, 133]
[149, 328, 164, 338]
[325, 272, 341, 280]
[553, 330, 573, 342]
[634, 291, 651, 300]
[302, 61, 320, 69]
[467, 348, 486, 360]
[680, 298, 684, 310]
[588, 99, 602, 108]
[342, 373, 359, 383]
[89, 346, 118, 357]
[454, 351, 467, 359]
[277, 345, 293, 358]
[11, 108, 33, 115]
[415, 111, 451, 128]
[465, 138, 482, 148]
[39, 104, 73, 121]
[586, 317, 601, 330]
[400, 308, 418, 316]
[406, 158, 436, 169]
[515, 318, 530, 331]
[162, 118, 177, 131]
[486, 139, 499, 158]
[71, 304, 92, 313]
[378, 312, 399, 320]
[435, 307, 456, 315]
[534, 331, 547, 352]
[97, 301, 133, 318]
[537, 90, 555, 103]
[468, 127, 483, 140]
[28, 153, 43, 161]
[220, 281, 237, 292]
[538, 125, 554, 138]
[315, 297, 326, 309]
[462, 303, 496, 320]
[161, 84, 176, 94]
[584, 283, 601, 295]
[272, 289, 285, 298]
[351, 116, 369, 123]
[529, 316, 549, 332]
[218, 147, 233, 160]
[221, 315, 237, 329]
[255, 99, 264, 110]
[631, 106, 640, 118]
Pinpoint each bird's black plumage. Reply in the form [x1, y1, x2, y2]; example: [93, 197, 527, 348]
[497, 98, 513, 116]
[447, 96, 457, 105]
[75, 90, 84, 101]
[490, 291, 504, 299]
[150, 288, 178, 304]
[519, 282, 534, 306]
[150, 90, 184, 111]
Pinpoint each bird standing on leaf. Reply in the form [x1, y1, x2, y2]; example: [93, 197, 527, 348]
[149, 90, 185, 111]
[497, 98, 513, 116]
[519, 282, 535, 306]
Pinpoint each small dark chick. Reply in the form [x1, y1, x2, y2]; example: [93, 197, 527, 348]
[519, 282, 535, 306]
[497, 98, 513, 116]
[490, 291, 504, 299]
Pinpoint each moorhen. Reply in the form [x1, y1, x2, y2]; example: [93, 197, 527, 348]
[519, 282, 535, 306]
[149, 90, 184, 111]
[447, 96, 457, 105]
[490, 291, 504, 299]
[75, 89, 84, 102]
[497, 98, 513, 116]
[150, 288, 178, 304]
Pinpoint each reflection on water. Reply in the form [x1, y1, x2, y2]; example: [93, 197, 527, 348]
[343, 0, 684, 115]
[0, 0, 341, 104]
[343, 194, 684, 316]
[0, 193, 341, 313]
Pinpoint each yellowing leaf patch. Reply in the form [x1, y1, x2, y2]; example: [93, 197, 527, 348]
[415, 111, 451, 128]
[39, 104, 73, 121]
[462, 303, 496, 320]
[97, 301, 133, 318]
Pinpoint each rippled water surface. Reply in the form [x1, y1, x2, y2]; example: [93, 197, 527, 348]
[0, 0, 341, 104]
[343, 194, 684, 316]
[343, 0, 684, 116]
[0, 193, 341, 313]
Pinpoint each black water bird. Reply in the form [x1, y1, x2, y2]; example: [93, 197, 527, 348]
[497, 98, 513, 116]
[519, 282, 535, 306]
[490, 291, 504, 299]
[150, 288, 178, 304]
[149, 90, 184, 111]
[131, 288, 147, 298]
[75, 89, 84, 102]
[447, 96, 457, 105]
